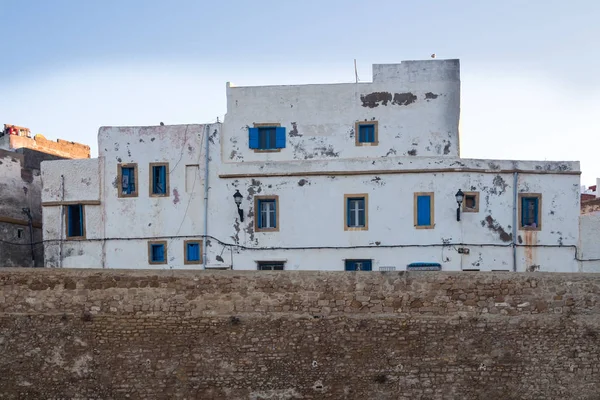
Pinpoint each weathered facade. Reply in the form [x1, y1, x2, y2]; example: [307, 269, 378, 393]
[41, 59, 585, 271]
[0, 125, 91, 267]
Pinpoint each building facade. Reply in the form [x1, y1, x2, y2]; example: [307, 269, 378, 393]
[1, 125, 90, 267]
[41, 59, 584, 272]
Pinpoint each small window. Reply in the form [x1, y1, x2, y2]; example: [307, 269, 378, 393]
[184, 240, 202, 264]
[148, 241, 167, 264]
[257, 262, 284, 270]
[255, 196, 279, 231]
[150, 163, 169, 196]
[66, 204, 85, 238]
[414, 192, 434, 229]
[519, 193, 542, 230]
[355, 121, 378, 146]
[344, 194, 368, 231]
[118, 163, 138, 197]
[17, 228, 23, 239]
[249, 124, 286, 151]
[462, 192, 479, 213]
[345, 260, 372, 271]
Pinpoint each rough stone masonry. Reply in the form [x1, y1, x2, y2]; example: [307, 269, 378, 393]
[0, 269, 599, 399]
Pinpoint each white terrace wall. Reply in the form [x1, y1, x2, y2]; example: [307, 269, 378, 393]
[579, 212, 600, 272]
[222, 59, 461, 163]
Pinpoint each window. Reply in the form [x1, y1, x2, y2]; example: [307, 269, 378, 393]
[65, 204, 85, 238]
[519, 193, 542, 230]
[345, 260, 372, 271]
[150, 163, 169, 196]
[249, 123, 286, 151]
[414, 192, 434, 229]
[148, 241, 167, 264]
[257, 262, 284, 270]
[17, 228, 23, 239]
[118, 163, 138, 197]
[344, 194, 368, 231]
[355, 121, 379, 146]
[255, 196, 279, 231]
[462, 192, 479, 213]
[184, 240, 202, 264]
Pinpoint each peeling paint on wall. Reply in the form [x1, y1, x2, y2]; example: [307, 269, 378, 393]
[360, 92, 392, 108]
[392, 92, 417, 106]
[483, 215, 513, 242]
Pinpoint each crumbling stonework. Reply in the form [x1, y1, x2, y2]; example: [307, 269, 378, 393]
[0, 269, 599, 399]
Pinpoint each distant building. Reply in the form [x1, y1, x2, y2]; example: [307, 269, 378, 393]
[0, 124, 90, 267]
[42, 59, 583, 272]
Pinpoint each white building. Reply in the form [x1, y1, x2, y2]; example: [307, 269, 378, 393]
[41, 59, 585, 272]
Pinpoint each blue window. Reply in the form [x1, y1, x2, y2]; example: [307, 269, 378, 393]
[358, 124, 376, 143]
[345, 260, 372, 271]
[249, 126, 286, 150]
[149, 242, 166, 264]
[66, 204, 84, 238]
[520, 195, 541, 229]
[151, 164, 168, 195]
[120, 165, 137, 196]
[186, 241, 201, 264]
[415, 193, 434, 228]
[256, 197, 277, 230]
[346, 196, 366, 229]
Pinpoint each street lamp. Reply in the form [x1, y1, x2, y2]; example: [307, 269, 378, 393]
[233, 190, 244, 222]
[455, 189, 464, 222]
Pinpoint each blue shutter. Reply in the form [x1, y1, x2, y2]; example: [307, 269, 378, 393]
[368, 126, 375, 142]
[249, 128, 259, 149]
[346, 199, 352, 227]
[159, 166, 166, 194]
[122, 168, 130, 194]
[187, 243, 200, 261]
[158, 245, 164, 261]
[363, 260, 372, 271]
[358, 126, 366, 143]
[417, 196, 431, 226]
[275, 127, 286, 148]
[271, 200, 277, 227]
[67, 206, 73, 237]
[257, 200, 263, 229]
[521, 199, 526, 226]
[533, 199, 539, 225]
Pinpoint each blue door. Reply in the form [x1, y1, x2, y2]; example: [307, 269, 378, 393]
[345, 260, 372, 271]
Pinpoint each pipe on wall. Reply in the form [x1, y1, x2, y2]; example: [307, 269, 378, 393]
[512, 172, 518, 272]
[202, 125, 210, 270]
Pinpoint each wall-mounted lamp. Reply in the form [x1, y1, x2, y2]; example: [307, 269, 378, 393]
[233, 190, 244, 222]
[455, 189, 464, 221]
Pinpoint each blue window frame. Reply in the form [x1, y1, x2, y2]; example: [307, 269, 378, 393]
[345, 259, 372, 271]
[120, 165, 137, 197]
[256, 197, 277, 230]
[151, 164, 168, 195]
[520, 194, 541, 229]
[415, 193, 434, 228]
[185, 241, 201, 264]
[346, 196, 366, 228]
[66, 204, 84, 238]
[358, 124, 376, 143]
[149, 242, 166, 264]
[249, 126, 286, 150]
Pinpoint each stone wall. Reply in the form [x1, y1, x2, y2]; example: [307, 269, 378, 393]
[1, 269, 599, 399]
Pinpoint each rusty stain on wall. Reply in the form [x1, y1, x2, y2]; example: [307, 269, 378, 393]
[483, 215, 512, 242]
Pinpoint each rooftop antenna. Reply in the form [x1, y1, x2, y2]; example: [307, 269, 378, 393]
[354, 59, 359, 83]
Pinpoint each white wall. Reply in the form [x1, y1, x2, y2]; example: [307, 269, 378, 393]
[579, 212, 600, 272]
[223, 60, 461, 164]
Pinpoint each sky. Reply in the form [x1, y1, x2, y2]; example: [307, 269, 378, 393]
[1, 0, 599, 185]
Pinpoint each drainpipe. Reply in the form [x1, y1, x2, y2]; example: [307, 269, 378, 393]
[202, 125, 210, 270]
[59, 174, 65, 268]
[512, 172, 518, 272]
[21, 207, 35, 266]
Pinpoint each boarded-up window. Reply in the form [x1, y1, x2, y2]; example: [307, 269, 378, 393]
[186, 165, 200, 193]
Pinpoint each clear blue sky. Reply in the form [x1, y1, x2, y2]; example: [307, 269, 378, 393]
[1, 0, 599, 184]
